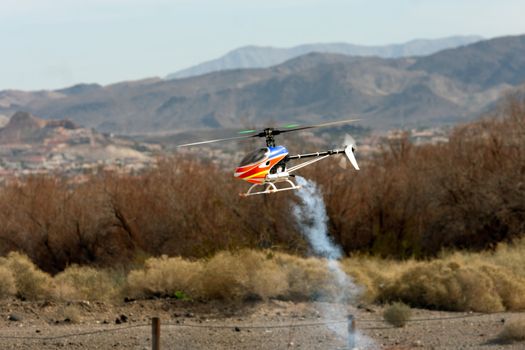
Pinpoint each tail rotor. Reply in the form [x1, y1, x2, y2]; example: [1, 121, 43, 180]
[343, 134, 360, 170]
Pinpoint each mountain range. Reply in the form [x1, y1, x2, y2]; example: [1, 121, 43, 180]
[167, 36, 483, 80]
[1, 35, 524, 134]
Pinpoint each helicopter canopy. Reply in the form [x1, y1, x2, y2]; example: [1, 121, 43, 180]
[239, 148, 268, 166]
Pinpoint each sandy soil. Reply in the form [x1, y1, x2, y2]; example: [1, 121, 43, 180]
[0, 299, 523, 349]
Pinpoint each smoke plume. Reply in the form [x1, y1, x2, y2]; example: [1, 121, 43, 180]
[293, 176, 376, 349]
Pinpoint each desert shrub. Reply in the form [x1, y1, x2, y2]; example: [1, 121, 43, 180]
[2, 238, 525, 312]
[198, 250, 289, 300]
[368, 242, 525, 313]
[198, 250, 254, 300]
[122, 240, 525, 309]
[479, 265, 525, 310]
[486, 238, 525, 278]
[378, 259, 506, 312]
[273, 253, 338, 300]
[126, 250, 292, 301]
[234, 250, 289, 300]
[126, 250, 355, 302]
[0, 262, 16, 298]
[5, 252, 54, 300]
[127, 255, 203, 299]
[383, 302, 412, 327]
[438, 248, 525, 311]
[54, 265, 120, 302]
[61, 305, 82, 324]
[341, 257, 415, 303]
[497, 319, 525, 343]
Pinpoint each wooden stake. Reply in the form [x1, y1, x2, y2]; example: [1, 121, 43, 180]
[347, 314, 356, 349]
[152, 317, 160, 350]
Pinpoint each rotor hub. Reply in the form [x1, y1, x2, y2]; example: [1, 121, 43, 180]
[262, 128, 280, 147]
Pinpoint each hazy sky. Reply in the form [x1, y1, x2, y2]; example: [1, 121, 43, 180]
[1, 0, 524, 91]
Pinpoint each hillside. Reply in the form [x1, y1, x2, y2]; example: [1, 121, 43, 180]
[167, 35, 482, 79]
[0, 35, 524, 134]
[0, 110, 98, 145]
[0, 111, 154, 176]
[410, 35, 525, 88]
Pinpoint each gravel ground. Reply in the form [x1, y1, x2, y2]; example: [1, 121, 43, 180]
[0, 299, 524, 349]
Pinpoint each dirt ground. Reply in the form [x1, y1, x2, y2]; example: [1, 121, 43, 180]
[0, 299, 524, 349]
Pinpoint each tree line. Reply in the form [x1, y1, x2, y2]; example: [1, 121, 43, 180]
[0, 96, 523, 273]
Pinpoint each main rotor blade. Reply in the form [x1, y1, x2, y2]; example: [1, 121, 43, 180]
[282, 123, 300, 129]
[176, 118, 362, 147]
[278, 118, 361, 134]
[176, 134, 257, 147]
[238, 129, 258, 134]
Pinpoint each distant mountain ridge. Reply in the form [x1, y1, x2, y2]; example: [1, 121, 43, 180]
[167, 35, 483, 79]
[1, 34, 525, 134]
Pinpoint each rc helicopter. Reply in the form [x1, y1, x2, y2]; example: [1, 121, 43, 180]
[177, 119, 361, 197]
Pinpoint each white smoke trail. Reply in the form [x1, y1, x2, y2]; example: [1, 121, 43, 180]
[292, 177, 342, 260]
[293, 176, 377, 349]
[292, 176, 358, 302]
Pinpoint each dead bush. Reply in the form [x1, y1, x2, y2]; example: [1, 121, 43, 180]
[378, 259, 506, 312]
[487, 238, 525, 278]
[368, 241, 525, 313]
[125, 250, 345, 302]
[126, 255, 203, 299]
[5, 252, 54, 300]
[0, 262, 16, 298]
[54, 265, 120, 302]
[273, 253, 335, 300]
[198, 250, 289, 301]
[1, 236, 525, 313]
[123, 241, 525, 309]
[341, 257, 413, 303]
[480, 265, 525, 310]
[383, 302, 412, 327]
[233, 250, 289, 300]
[61, 305, 82, 324]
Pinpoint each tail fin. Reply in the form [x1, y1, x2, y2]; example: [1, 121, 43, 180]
[344, 134, 360, 170]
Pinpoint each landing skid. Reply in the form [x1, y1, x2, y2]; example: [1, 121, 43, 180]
[240, 179, 301, 197]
